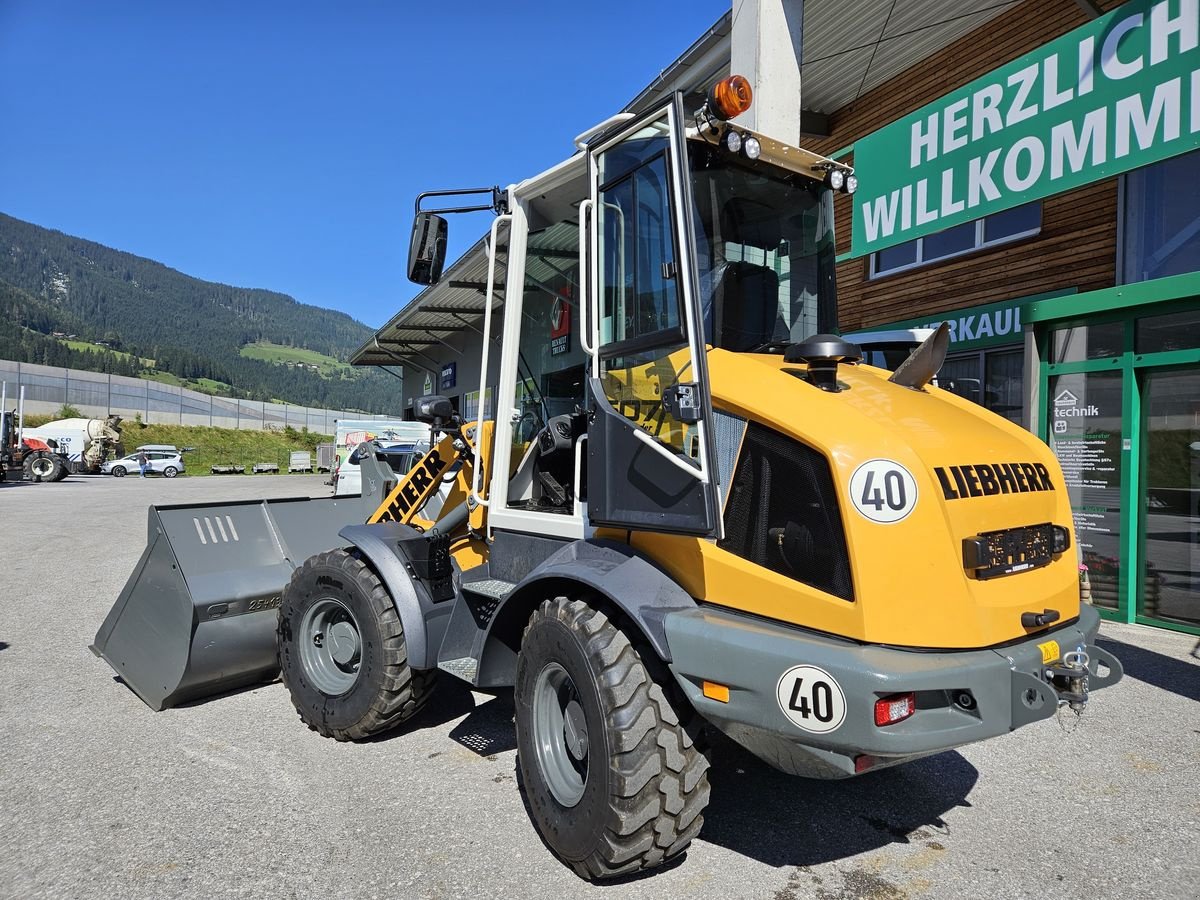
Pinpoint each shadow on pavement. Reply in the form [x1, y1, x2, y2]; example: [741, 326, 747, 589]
[362, 676, 487, 743]
[447, 688, 517, 756]
[0, 640, 9, 651]
[700, 733, 976, 868]
[1096, 636, 1200, 702]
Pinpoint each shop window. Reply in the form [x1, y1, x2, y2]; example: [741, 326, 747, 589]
[938, 348, 1024, 424]
[1135, 307, 1200, 354]
[870, 202, 1041, 277]
[1122, 148, 1200, 284]
[1051, 320, 1124, 363]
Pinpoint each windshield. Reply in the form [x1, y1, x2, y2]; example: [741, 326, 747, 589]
[688, 141, 837, 352]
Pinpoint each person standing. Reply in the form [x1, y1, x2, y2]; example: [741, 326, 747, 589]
[137, 450, 150, 478]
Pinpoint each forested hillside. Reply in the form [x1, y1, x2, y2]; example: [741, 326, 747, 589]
[0, 213, 404, 412]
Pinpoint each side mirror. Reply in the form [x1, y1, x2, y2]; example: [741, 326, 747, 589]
[414, 395, 456, 426]
[408, 212, 448, 285]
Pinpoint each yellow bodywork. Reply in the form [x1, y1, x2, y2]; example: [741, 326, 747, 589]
[630, 349, 1079, 650]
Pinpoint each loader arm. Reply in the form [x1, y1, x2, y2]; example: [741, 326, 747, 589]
[368, 421, 493, 534]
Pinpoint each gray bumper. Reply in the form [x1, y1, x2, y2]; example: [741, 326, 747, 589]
[664, 604, 1122, 779]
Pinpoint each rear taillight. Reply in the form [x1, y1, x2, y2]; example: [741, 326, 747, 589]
[874, 692, 916, 727]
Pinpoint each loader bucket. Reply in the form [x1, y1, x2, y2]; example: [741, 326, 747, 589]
[91, 493, 371, 710]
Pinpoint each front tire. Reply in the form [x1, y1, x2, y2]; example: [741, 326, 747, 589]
[111, 465, 127, 478]
[25, 452, 60, 482]
[278, 549, 435, 741]
[515, 597, 710, 880]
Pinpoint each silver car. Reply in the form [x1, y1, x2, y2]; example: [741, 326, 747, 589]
[102, 450, 186, 478]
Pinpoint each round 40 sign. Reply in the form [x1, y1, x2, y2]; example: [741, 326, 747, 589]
[775, 664, 847, 733]
[849, 458, 918, 524]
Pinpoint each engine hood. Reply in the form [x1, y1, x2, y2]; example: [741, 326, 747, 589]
[637, 350, 1080, 650]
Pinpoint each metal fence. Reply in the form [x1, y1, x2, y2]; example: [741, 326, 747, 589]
[0, 359, 395, 434]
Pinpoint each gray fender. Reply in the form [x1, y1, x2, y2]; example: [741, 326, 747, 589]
[479, 539, 696, 685]
[338, 522, 438, 670]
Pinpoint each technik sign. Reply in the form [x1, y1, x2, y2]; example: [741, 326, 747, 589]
[852, 0, 1200, 257]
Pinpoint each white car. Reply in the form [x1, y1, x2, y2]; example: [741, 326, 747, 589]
[102, 449, 186, 478]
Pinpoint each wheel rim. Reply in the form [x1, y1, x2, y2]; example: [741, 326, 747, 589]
[164, 467, 177, 478]
[298, 597, 362, 695]
[532, 661, 589, 807]
[113, 467, 126, 477]
[31, 457, 54, 478]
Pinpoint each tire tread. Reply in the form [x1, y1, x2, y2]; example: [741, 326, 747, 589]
[522, 597, 710, 880]
[279, 548, 435, 741]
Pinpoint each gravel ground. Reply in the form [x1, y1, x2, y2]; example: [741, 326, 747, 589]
[0, 474, 1197, 900]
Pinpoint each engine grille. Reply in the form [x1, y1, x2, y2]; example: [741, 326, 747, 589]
[717, 423, 854, 601]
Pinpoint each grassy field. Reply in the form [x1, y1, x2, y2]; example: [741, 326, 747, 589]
[121, 422, 332, 476]
[239, 340, 349, 376]
[142, 371, 233, 394]
[58, 338, 151, 367]
[24, 413, 332, 477]
[55, 338, 233, 394]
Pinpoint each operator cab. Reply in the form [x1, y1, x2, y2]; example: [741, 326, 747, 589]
[406, 76, 854, 537]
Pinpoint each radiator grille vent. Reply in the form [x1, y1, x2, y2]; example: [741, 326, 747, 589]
[718, 423, 854, 602]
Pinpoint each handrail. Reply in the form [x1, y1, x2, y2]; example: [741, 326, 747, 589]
[471, 212, 511, 508]
[578, 198, 594, 357]
[630, 425, 706, 483]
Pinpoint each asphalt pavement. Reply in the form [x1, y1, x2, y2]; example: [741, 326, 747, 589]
[1, 474, 1197, 899]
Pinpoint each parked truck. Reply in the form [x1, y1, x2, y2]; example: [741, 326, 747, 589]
[1, 383, 74, 483]
[93, 78, 1122, 880]
[22, 415, 123, 474]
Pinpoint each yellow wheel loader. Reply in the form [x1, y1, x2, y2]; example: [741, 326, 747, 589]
[93, 78, 1122, 880]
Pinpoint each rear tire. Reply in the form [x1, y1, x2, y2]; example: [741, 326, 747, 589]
[163, 466, 178, 478]
[278, 549, 435, 741]
[515, 597, 710, 880]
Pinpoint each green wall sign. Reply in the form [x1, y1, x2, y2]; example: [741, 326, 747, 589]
[844, 289, 1076, 352]
[851, 0, 1200, 257]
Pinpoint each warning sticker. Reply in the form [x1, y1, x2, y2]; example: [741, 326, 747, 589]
[1038, 639, 1061, 665]
[776, 665, 847, 734]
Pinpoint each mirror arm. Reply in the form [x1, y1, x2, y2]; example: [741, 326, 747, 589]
[415, 186, 508, 216]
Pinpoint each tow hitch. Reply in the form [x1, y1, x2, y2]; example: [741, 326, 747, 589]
[1010, 641, 1122, 728]
[1046, 646, 1091, 712]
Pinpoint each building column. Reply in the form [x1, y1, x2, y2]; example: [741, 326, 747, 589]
[730, 0, 804, 146]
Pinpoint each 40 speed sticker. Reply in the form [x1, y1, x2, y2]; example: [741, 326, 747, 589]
[849, 458, 918, 524]
[776, 665, 846, 733]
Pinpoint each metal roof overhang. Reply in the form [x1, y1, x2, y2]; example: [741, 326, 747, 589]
[624, 1, 1023, 122]
[350, 236, 498, 371]
[354, 1, 1028, 372]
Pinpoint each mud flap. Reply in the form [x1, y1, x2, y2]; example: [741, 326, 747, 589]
[91, 495, 368, 710]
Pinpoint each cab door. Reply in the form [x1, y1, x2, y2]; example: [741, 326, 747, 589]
[583, 95, 721, 537]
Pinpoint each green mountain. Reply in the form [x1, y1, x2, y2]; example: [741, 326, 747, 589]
[0, 212, 404, 413]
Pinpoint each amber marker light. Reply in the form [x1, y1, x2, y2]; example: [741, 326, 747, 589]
[708, 75, 753, 120]
[702, 680, 730, 703]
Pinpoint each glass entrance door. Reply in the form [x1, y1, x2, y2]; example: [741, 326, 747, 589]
[1047, 370, 1125, 611]
[1139, 367, 1200, 627]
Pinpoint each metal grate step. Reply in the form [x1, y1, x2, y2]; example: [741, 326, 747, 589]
[461, 578, 515, 600]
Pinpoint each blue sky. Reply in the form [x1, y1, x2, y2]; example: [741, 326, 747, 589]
[0, 1, 727, 328]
